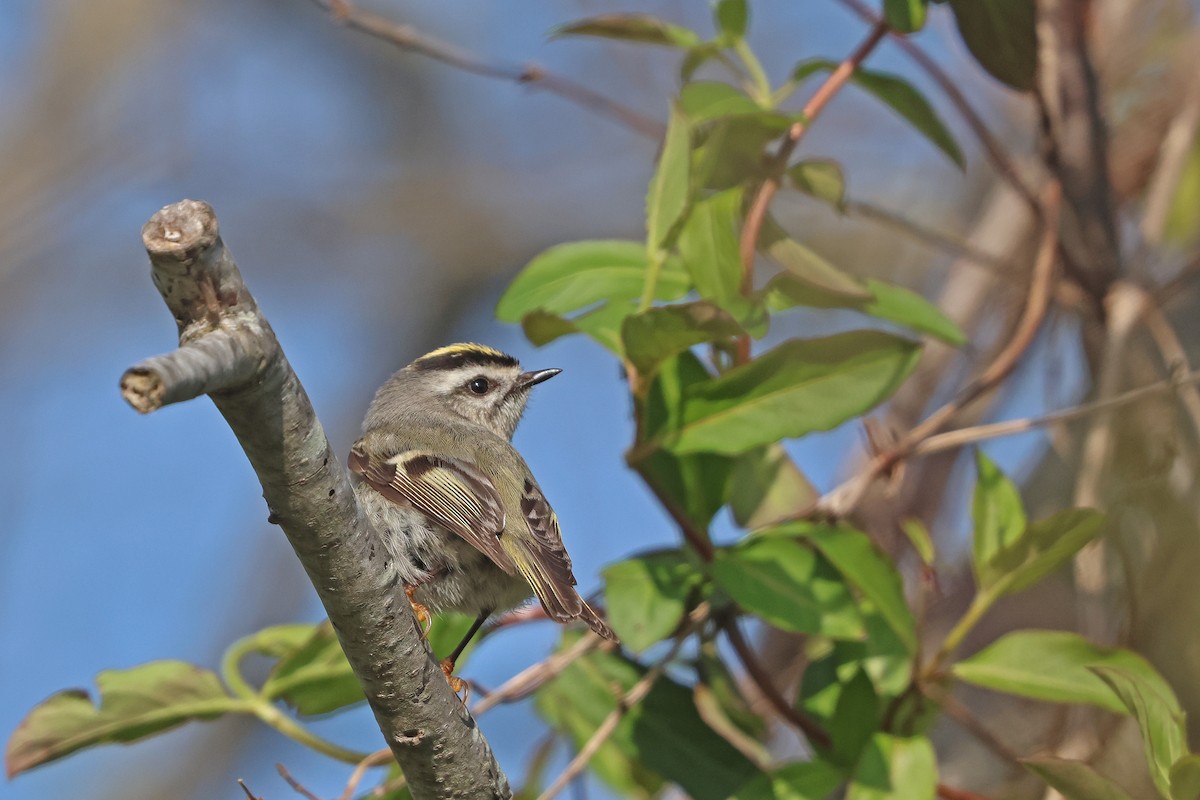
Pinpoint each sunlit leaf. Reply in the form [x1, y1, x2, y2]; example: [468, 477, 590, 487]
[792, 60, 964, 167]
[714, 0, 748, 39]
[1170, 755, 1200, 800]
[759, 216, 871, 300]
[261, 620, 363, 715]
[676, 188, 765, 330]
[551, 14, 700, 48]
[647, 103, 693, 251]
[884, 0, 927, 33]
[497, 240, 689, 322]
[680, 82, 764, 123]
[788, 159, 846, 209]
[1092, 666, 1188, 799]
[6, 661, 239, 777]
[953, 631, 1171, 714]
[846, 734, 937, 800]
[603, 550, 704, 652]
[766, 275, 966, 346]
[993, 508, 1104, 596]
[971, 451, 1026, 590]
[1023, 758, 1134, 800]
[713, 535, 864, 638]
[947, 0, 1036, 91]
[658, 332, 921, 456]
[900, 518, 935, 566]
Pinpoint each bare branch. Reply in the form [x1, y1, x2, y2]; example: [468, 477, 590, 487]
[278, 763, 323, 800]
[306, 0, 664, 140]
[1139, 75, 1200, 249]
[121, 200, 510, 800]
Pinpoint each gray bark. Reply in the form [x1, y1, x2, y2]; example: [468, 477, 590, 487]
[120, 199, 511, 800]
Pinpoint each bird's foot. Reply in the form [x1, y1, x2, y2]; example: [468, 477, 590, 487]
[404, 585, 432, 637]
[440, 657, 469, 703]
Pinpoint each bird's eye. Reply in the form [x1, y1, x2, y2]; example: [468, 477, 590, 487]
[468, 377, 490, 395]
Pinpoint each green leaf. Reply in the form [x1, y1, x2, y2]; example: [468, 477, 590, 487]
[675, 188, 765, 331]
[759, 216, 871, 300]
[729, 444, 818, 529]
[261, 620, 363, 715]
[733, 760, 845, 799]
[952, 631, 1172, 714]
[884, 0, 927, 33]
[537, 643, 757, 800]
[694, 641, 767, 744]
[971, 451, 1026, 590]
[692, 115, 785, 190]
[792, 61, 964, 168]
[1023, 758, 1135, 800]
[1091, 666, 1188, 799]
[602, 550, 704, 652]
[498, 240, 690, 322]
[623, 301, 744, 377]
[714, 0, 748, 39]
[994, 508, 1105, 596]
[638, 351, 733, 530]
[551, 14, 700, 47]
[680, 82, 763, 122]
[1170, 755, 1200, 800]
[947, 0, 1036, 92]
[900, 518, 936, 566]
[682, 42, 724, 83]
[647, 103, 693, 251]
[660, 332, 921, 456]
[713, 535, 864, 638]
[787, 159, 846, 209]
[6, 661, 239, 777]
[804, 524, 917, 654]
[766, 274, 966, 346]
[828, 669, 882, 767]
[846, 733, 937, 800]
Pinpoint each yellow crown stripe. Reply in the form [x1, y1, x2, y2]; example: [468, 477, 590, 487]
[421, 343, 509, 361]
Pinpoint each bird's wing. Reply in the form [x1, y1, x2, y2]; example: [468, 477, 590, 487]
[511, 476, 617, 641]
[349, 441, 517, 575]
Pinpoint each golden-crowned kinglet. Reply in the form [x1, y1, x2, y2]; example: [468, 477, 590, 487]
[349, 344, 617, 678]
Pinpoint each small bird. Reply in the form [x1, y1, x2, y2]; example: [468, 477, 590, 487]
[349, 343, 616, 686]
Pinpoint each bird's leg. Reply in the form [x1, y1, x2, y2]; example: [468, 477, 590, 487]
[440, 610, 491, 701]
[404, 585, 432, 636]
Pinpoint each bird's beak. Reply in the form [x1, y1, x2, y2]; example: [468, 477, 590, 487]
[518, 368, 561, 388]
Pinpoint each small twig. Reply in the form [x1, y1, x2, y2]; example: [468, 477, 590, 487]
[816, 181, 1062, 518]
[913, 367, 1200, 455]
[735, 19, 890, 363]
[338, 749, 396, 800]
[722, 617, 831, 749]
[1138, 73, 1200, 249]
[835, 0, 1042, 217]
[536, 616, 699, 800]
[306, 0, 664, 140]
[471, 632, 610, 716]
[238, 779, 263, 800]
[278, 763, 322, 800]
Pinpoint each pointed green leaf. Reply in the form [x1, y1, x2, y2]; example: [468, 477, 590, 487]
[647, 103, 693, 251]
[846, 733, 937, 800]
[623, 301, 744, 377]
[603, 550, 704, 652]
[995, 508, 1105, 596]
[760, 217, 870, 300]
[713, 536, 864, 638]
[551, 14, 700, 47]
[260, 620, 363, 715]
[884, 0, 927, 33]
[952, 631, 1171, 714]
[947, 0, 1036, 92]
[661, 332, 921, 456]
[971, 451, 1026, 589]
[680, 82, 774, 124]
[792, 61, 964, 167]
[676, 188, 765, 330]
[900, 518, 936, 566]
[804, 525, 917, 654]
[714, 0, 748, 38]
[788, 159, 846, 209]
[733, 760, 845, 800]
[1091, 666, 1188, 799]
[497, 240, 689, 322]
[6, 661, 239, 777]
[1023, 758, 1135, 800]
[729, 445, 818, 528]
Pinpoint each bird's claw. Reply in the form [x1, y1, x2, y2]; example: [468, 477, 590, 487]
[404, 585, 432, 637]
[440, 657, 469, 704]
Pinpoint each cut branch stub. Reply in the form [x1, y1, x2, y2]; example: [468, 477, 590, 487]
[121, 200, 511, 800]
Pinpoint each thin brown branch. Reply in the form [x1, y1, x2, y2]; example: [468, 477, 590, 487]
[835, 0, 1042, 217]
[307, 0, 664, 140]
[734, 19, 890, 363]
[1126, 299, 1200, 446]
[338, 749, 397, 800]
[914, 368, 1200, 456]
[471, 632, 609, 716]
[277, 763, 322, 800]
[238, 779, 263, 800]
[722, 618, 831, 749]
[1138, 61, 1200, 248]
[816, 181, 1063, 518]
[931, 688, 1023, 767]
